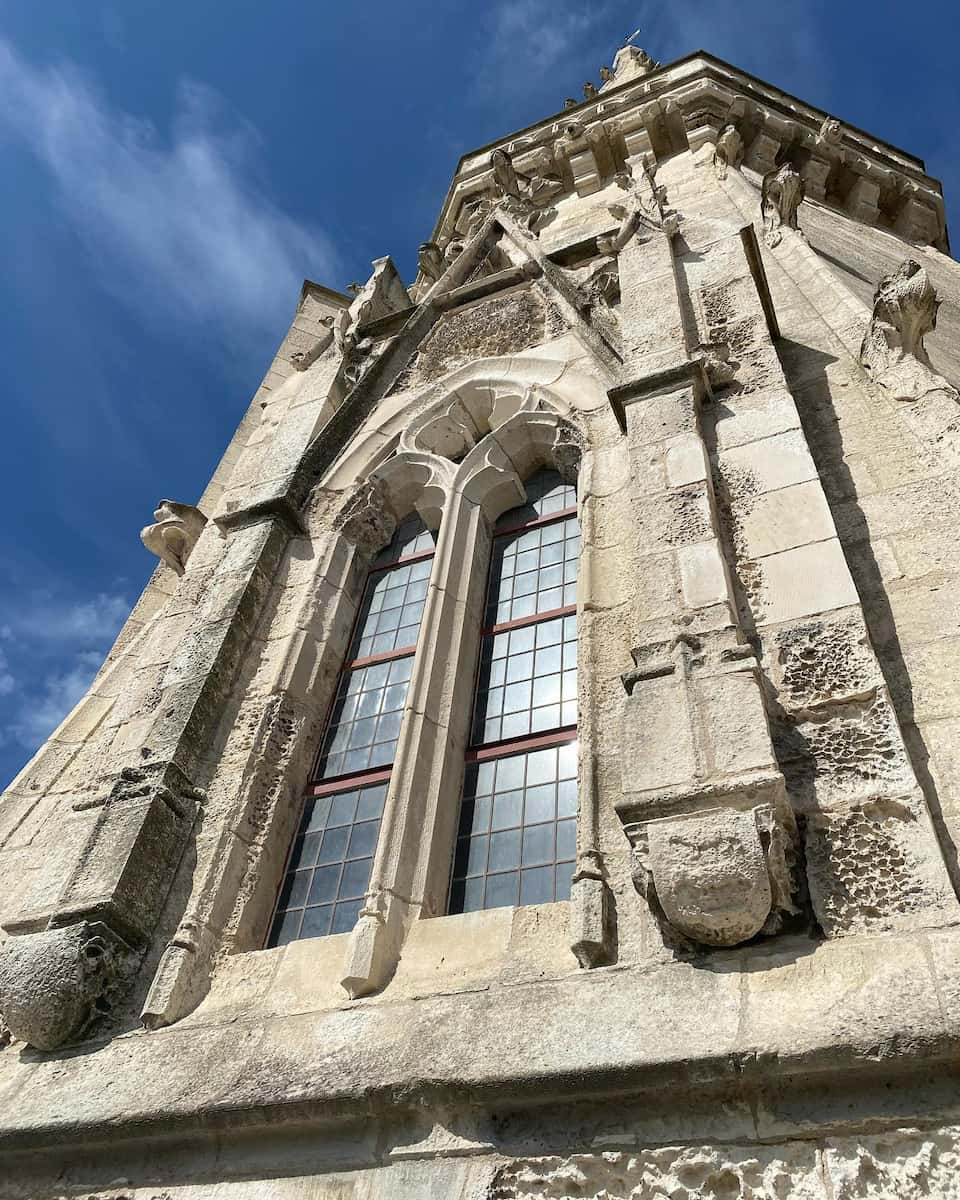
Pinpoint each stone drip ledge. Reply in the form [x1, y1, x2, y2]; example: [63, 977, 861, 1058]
[2, 924, 960, 1155]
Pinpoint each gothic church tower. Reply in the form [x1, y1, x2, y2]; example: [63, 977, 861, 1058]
[1, 40, 960, 1200]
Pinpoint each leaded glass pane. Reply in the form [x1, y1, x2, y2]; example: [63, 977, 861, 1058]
[315, 655, 414, 780]
[494, 469, 576, 530]
[449, 742, 578, 913]
[485, 516, 580, 626]
[350, 556, 432, 660]
[473, 615, 577, 744]
[372, 514, 436, 566]
[268, 781, 387, 946]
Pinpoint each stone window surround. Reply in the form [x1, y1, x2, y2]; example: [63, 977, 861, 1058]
[249, 377, 591, 1001]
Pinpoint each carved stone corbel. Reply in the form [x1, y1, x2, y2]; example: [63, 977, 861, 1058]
[760, 163, 805, 247]
[0, 922, 129, 1051]
[859, 259, 959, 406]
[713, 124, 743, 181]
[140, 500, 207, 577]
[333, 476, 397, 557]
[618, 630, 798, 949]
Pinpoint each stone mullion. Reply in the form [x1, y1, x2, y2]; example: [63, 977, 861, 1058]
[340, 486, 493, 998]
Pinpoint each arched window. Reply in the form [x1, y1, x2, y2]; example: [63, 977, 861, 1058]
[267, 515, 437, 946]
[448, 469, 579, 914]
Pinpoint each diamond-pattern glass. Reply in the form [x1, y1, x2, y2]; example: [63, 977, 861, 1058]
[485, 515, 579, 627]
[268, 781, 387, 947]
[449, 741, 578, 913]
[473, 614, 577, 744]
[314, 654, 414, 780]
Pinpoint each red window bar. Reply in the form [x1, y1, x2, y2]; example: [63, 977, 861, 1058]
[266, 516, 437, 947]
[448, 469, 580, 914]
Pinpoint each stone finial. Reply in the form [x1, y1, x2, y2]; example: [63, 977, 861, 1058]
[583, 81, 598, 100]
[817, 116, 843, 148]
[860, 259, 957, 404]
[140, 500, 207, 577]
[761, 163, 805, 247]
[610, 43, 659, 85]
[563, 98, 577, 110]
[599, 65, 614, 84]
[713, 124, 743, 181]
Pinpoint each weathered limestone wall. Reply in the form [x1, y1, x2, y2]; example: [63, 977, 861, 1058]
[2, 51, 960, 1199]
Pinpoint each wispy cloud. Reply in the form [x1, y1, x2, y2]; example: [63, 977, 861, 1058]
[6, 591, 131, 644]
[0, 590, 129, 755]
[11, 655, 104, 748]
[0, 40, 337, 336]
[479, 0, 620, 101]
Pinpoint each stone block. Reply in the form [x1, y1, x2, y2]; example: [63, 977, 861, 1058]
[678, 540, 731, 610]
[738, 480, 836, 560]
[753, 539, 859, 626]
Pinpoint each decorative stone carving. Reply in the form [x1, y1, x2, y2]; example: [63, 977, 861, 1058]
[582, 81, 598, 100]
[618, 631, 797, 949]
[632, 805, 793, 946]
[599, 65, 614, 84]
[597, 158, 676, 254]
[0, 922, 127, 1051]
[290, 315, 336, 371]
[550, 418, 585, 483]
[817, 115, 843, 148]
[333, 476, 397, 556]
[713, 124, 743, 180]
[859, 259, 959, 404]
[140, 500, 207, 577]
[490, 148, 563, 233]
[563, 97, 577, 110]
[761, 162, 805, 247]
[417, 241, 445, 285]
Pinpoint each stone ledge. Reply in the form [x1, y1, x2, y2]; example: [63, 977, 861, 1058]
[2, 924, 960, 1155]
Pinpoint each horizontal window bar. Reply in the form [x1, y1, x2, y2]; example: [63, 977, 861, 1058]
[466, 726, 577, 762]
[344, 645, 418, 671]
[493, 506, 578, 541]
[368, 546, 436, 575]
[482, 604, 576, 638]
[306, 766, 393, 797]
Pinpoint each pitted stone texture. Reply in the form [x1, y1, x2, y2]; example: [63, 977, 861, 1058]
[804, 797, 955, 936]
[0, 922, 126, 1051]
[774, 616, 878, 710]
[491, 1128, 960, 1199]
[396, 288, 548, 389]
[489, 1145, 827, 1199]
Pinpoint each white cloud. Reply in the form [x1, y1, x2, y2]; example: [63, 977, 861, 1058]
[481, 0, 619, 98]
[0, 40, 337, 335]
[12, 659, 101, 748]
[6, 591, 130, 644]
[0, 648, 14, 697]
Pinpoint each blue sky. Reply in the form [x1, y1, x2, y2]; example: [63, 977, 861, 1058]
[0, 0, 957, 788]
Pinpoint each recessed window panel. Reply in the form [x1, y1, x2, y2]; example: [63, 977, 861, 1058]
[449, 742, 578, 913]
[350, 557, 432, 660]
[485, 517, 579, 627]
[472, 616, 577, 744]
[315, 655, 414, 780]
[494, 471, 576, 529]
[268, 781, 387, 947]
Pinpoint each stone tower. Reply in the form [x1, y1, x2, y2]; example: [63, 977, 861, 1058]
[1, 42, 960, 1200]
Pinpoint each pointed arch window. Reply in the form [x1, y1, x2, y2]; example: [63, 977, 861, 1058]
[448, 469, 579, 914]
[267, 515, 437, 947]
